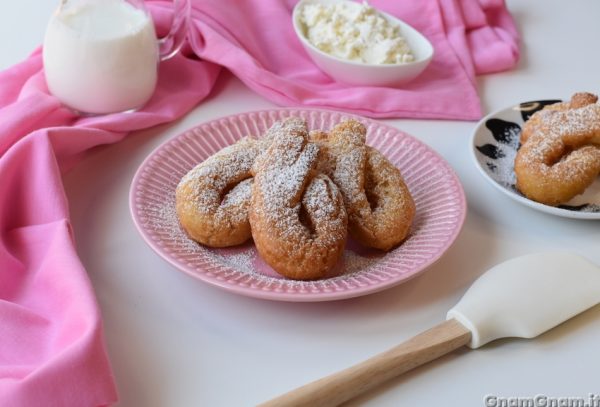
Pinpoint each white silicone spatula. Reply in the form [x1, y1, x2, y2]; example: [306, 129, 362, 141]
[260, 252, 600, 407]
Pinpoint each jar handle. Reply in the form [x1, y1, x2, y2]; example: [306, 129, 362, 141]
[158, 0, 190, 61]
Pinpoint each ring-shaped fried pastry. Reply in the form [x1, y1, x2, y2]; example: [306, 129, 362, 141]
[310, 120, 415, 251]
[176, 137, 258, 247]
[515, 100, 600, 206]
[249, 118, 347, 280]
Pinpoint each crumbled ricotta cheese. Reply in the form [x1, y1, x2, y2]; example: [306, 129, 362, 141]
[299, 1, 415, 65]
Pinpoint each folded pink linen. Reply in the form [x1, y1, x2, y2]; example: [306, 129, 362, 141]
[0, 11, 220, 406]
[0, 1, 518, 406]
[188, 0, 519, 119]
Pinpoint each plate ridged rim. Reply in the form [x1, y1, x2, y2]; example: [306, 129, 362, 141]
[130, 108, 466, 301]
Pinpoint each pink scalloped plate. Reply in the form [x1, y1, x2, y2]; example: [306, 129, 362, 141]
[130, 109, 466, 301]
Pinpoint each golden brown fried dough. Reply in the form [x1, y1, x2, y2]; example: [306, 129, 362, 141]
[176, 137, 258, 247]
[249, 118, 347, 280]
[521, 92, 598, 144]
[311, 120, 415, 250]
[515, 97, 600, 206]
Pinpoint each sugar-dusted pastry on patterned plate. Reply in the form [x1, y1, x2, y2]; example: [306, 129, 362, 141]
[515, 92, 600, 206]
[175, 121, 282, 247]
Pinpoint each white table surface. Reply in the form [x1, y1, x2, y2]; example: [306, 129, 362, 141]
[3, 1, 600, 406]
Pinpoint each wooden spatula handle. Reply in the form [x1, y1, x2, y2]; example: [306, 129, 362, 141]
[259, 319, 471, 407]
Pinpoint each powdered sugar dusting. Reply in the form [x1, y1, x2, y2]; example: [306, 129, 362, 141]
[221, 178, 253, 223]
[311, 120, 414, 248]
[321, 121, 368, 210]
[131, 108, 467, 300]
[252, 118, 337, 245]
[335, 148, 366, 207]
[178, 137, 258, 219]
[301, 174, 347, 246]
[149, 190, 378, 285]
[546, 102, 600, 138]
[475, 99, 600, 217]
[517, 102, 600, 184]
[479, 124, 519, 188]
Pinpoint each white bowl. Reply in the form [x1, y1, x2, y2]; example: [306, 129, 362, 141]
[292, 0, 434, 87]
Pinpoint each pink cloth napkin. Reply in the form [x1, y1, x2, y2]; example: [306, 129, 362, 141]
[0, 1, 518, 406]
[188, 0, 519, 119]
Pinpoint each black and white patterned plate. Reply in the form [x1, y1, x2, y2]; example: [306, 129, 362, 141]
[471, 99, 600, 220]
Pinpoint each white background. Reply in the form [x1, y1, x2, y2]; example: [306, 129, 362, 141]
[2, 1, 600, 406]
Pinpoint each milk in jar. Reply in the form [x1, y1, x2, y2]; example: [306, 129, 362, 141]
[43, 0, 159, 114]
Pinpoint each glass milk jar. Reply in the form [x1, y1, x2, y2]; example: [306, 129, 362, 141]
[43, 0, 189, 114]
